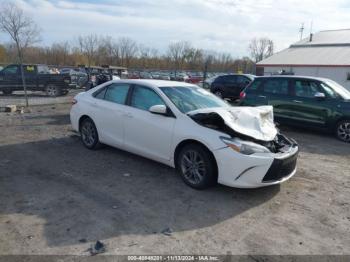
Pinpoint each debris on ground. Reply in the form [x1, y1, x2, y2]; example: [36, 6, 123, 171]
[161, 227, 173, 236]
[123, 173, 131, 177]
[128, 241, 138, 247]
[79, 238, 87, 243]
[27, 235, 34, 240]
[87, 240, 106, 255]
[1, 106, 15, 113]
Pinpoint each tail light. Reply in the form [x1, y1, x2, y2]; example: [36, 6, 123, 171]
[240, 91, 246, 99]
[72, 99, 77, 105]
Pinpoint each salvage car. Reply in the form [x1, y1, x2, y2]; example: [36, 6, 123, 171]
[240, 76, 350, 143]
[0, 64, 71, 96]
[70, 80, 299, 189]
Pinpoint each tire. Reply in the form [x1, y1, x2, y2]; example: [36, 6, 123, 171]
[336, 120, 350, 143]
[45, 84, 62, 97]
[176, 143, 217, 189]
[2, 89, 12, 95]
[80, 118, 101, 149]
[214, 90, 223, 98]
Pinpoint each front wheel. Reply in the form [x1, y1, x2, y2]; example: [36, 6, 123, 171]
[177, 144, 217, 189]
[45, 85, 61, 97]
[336, 120, 350, 143]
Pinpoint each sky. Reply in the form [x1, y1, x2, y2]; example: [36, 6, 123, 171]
[0, 0, 349, 57]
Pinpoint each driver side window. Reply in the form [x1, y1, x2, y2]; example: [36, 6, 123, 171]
[294, 80, 321, 98]
[131, 85, 165, 111]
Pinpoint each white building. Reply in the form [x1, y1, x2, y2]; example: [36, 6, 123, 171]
[256, 29, 350, 90]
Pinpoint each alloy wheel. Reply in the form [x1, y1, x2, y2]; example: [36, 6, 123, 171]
[337, 121, 350, 142]
[46, 86, 57, 97]
[180, 150, 206, 185]
[81, 121, 97, 147]
[215, 91, 222, 98]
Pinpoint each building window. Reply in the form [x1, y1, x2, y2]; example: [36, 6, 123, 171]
[347, 73, 350, 81]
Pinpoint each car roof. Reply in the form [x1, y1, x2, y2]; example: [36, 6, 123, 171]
[254, 75, 330, 82]
[108, 79, 196, 88]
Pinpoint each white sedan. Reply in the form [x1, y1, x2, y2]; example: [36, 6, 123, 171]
[70, 80, 299, 189]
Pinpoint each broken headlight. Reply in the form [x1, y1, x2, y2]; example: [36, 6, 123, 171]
[220, 137, 271, 155]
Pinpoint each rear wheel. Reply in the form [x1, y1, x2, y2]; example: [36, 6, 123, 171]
[177, 143, 217, 189]
[45, 84, 61, 97]
[80, 118, 101, 149]
[336, 120, 350, 143]
[2, 89, 12, 95]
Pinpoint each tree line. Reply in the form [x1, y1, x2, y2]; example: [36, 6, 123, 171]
[1, 37, 257, 73]
[0, 2, 274, 74]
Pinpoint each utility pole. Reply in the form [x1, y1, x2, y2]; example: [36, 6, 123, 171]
[299, 23, 304, 40]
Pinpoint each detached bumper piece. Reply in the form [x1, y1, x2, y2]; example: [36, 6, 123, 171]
[262, 150, 298, 183]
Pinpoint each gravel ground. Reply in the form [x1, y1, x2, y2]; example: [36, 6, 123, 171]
[0, 103, 349, 256]
[0, 90, 81, 107]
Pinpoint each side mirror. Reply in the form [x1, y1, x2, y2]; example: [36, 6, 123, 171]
[149, 104, 167, 115]
[314, 92, 326, 100]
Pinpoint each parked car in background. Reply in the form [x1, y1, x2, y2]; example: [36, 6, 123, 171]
[240, 76, 350, 142]
[71, 79, 299, 189]
[151, 71, 171, 80]
[60, 68, 88, 89]
[203, 75, 220, 89]
[186, 72, 203, 84]
[0, 64, 71, 96]
[210, 74, 254, 100]
[170, 72, 189, 82]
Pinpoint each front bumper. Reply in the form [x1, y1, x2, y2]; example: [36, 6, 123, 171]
[213, 145, 299, 188]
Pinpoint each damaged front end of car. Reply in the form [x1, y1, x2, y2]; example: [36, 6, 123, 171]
[188, 106, 298, 154]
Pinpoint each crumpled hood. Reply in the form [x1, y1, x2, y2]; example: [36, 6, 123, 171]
[188, 106, 277, 141]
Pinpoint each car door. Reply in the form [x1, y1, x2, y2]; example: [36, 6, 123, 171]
[289, 79, 332, 128]
[90, 83, 131, 147]
[0, 65, 20, 90]
[22, 65, 37, 90]
[123, 85, 176, 163]
[262, 78, 296, 124]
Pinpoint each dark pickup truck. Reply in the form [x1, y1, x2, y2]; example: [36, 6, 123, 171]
[0, 64, 71, 96]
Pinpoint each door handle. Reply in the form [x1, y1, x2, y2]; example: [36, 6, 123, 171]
[258, 95, 266, 98]
[293, 100, 303, 103]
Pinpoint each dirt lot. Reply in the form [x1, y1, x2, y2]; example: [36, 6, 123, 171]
[0, 90, 81, 107]
[0, 103, 349, 255]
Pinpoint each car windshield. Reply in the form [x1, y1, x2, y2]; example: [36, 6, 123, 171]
[160, 86, 228, 113]
[324, 80, 350, 100]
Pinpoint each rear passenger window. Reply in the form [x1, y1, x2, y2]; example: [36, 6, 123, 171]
[263, 79, 289, 95]
[104, 84, 130, 104]
[94, 87, 107, 99]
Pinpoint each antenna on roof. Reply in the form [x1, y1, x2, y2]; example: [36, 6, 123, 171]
[299, 23, 304, 40]
[309, 20, 314, 42]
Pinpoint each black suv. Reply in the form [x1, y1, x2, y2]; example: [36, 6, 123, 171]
[210, 74, 254, 100]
